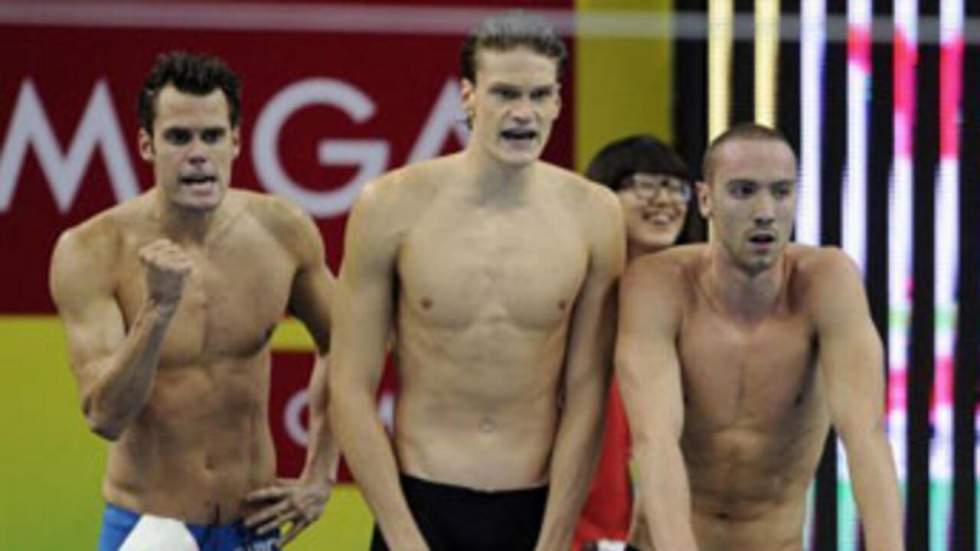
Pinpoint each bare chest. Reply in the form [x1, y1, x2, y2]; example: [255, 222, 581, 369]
[679, 309, 820, 430]
[116, 234, 295, 365]
[397, 207, 589, 331]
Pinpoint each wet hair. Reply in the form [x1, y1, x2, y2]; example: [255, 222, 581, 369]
[459, 10, 567, 83]
[137, 51, 241, 134]
[586, 134, 704, 245]
[701, 122, 793, 184]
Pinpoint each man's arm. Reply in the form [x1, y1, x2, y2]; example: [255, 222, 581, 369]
[616, 255, 698, 551]
[245, 200, 339, 545]
[329, 180, 429, 551]
[534, 190, 625, 551]
[49, 229, 189, 440]
[812, 249, 903, 551]
[283, 200, 339, 493]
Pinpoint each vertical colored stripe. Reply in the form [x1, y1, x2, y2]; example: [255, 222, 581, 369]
[797, 0, 823, 247]
[889, 0, 916, 518]
[840, 6, 873, 549]
[843, 0, 870, 275]
[934, 1, 963, 548]
[707, 0, 732, 141]
[753, 0, 778, 127]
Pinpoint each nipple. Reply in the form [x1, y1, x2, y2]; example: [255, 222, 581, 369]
[480, 417, 497, 433]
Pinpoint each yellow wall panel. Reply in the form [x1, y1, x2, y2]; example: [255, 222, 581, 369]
[575, 0, 674, 172]
[0, 316, 372, 550]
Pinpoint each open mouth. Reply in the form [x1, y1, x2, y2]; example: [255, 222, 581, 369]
[500, 128, 538, 143]
[179, 174, 217, 187]
[642, 211, 676, 225]
[749, 233, 776, 245]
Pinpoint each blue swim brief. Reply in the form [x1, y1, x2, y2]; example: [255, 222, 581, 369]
[98, 503, 280, 551]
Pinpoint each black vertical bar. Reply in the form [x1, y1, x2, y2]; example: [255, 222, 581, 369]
[813, 17, 847, 551]
[952, 35, 979, 551]
[906, 36, 939, 551]
[730, 3, 753, 126]
[776, 18, 800, 157]
[673, 27, 707, 178]
[867, 33, 893, 403]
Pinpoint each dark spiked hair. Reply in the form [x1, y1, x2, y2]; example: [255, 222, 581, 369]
[137, 51, 241, 133]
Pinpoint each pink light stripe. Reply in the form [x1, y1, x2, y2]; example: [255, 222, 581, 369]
[893, 31, 917, 157]
[939, 38, 963, 159]
[847, 27, 872, 72]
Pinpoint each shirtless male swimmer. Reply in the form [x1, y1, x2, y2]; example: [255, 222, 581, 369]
[330, 11, 625, 551]
[618, 123, 903, 551]
[50, 52, 338, 551]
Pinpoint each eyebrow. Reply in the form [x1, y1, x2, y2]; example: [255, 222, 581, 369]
[726, 178, 796, 186]
[162, 125, 226, 132]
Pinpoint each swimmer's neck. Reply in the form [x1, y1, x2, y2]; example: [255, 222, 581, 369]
[150, 188, 226, 245]
[704, 242, 787, 320]
[460, 147, 538, 204]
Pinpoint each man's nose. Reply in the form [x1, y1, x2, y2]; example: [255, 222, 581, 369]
[187, 138, 208, 164]
[510, 99, 534, 122]
[753, 194, 775, 226]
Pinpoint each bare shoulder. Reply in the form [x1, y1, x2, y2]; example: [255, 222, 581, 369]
[49, 195, 151, 301]
[539, 163, 623, 258]
[52, 193, 155, 264]
[348, 156, 450, 239]
[624, 245, 704, 296]
[350, 155, 451, 226]
[788, 244, 862, 295]
[541, 162, 619, 214]
[237, 189, 311, 232]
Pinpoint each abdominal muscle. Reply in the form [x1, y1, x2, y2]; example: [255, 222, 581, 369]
[102, 355, 277, 524]
[392, 317, 568, 491]
[680, 421, 827, 551]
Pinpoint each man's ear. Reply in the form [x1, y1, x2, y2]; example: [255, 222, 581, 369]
[231, 126, 241, 159]
[696, 181, 711, 218]
[460, 78, 475, 121]
[138, 128, 154, 162]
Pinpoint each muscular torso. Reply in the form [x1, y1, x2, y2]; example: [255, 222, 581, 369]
[99, 191, 299, 523]
[655, 246, 828, 551]
[389, 160, 592, 490]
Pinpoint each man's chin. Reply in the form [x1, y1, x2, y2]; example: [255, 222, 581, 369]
[172, 196, 223, 213]
[494, 143, 543, 166]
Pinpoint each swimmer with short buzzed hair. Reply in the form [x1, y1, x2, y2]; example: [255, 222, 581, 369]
[618, 123, 903, 551]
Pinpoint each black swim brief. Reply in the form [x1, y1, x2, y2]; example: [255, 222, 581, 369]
[370, 474, 548, 551]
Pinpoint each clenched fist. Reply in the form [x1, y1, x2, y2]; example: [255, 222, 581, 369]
[138, 239, 192, 315]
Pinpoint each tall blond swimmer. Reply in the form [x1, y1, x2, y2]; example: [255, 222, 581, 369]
[49, 51, 338, 551]
[330, 10, 624, 551]
[617, 123, 903, 551]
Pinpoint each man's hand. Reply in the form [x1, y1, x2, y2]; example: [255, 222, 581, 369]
[244, 477, 333, 546]
[138, 239, 191, 315]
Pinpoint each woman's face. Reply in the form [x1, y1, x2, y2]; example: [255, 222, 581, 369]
[616, 172, 690, 256]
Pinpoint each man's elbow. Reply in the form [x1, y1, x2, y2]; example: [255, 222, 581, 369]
[86, 412, 125, 441]
[837, 414, 888, 447]
[82, 395, 125, 441]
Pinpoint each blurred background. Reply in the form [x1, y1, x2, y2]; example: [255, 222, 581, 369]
[0, 1, 976, 549]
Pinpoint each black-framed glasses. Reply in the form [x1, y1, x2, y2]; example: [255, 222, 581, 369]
[621, 174, 692, 201]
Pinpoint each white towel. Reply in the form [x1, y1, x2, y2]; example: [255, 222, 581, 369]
[118, 514, 200, 551]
